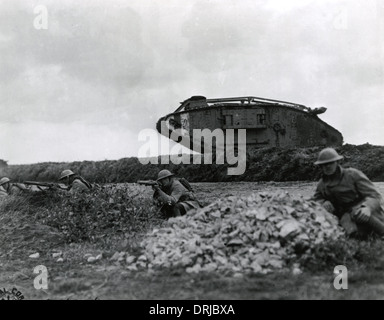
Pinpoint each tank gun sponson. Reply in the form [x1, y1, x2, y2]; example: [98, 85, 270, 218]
[157, 96, 343, 151]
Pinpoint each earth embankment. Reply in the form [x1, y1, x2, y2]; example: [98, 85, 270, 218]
[1, 144, 383, 183]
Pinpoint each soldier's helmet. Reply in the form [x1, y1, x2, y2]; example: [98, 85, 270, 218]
[59, 169, 75, 180]
[156, 169, 174, 182]
[314, 148, 343, 165]
[0, 177, 10, 186]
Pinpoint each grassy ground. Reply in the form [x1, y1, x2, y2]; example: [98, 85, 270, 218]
[1, 182, 384, 300]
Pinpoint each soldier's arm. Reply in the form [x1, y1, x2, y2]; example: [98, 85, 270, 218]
[311, 181, 335, 213]
[153, 182, 187, 205]
[15, 183, 27, 191]
[311, 181, 326, 202]
[169, 181, 188, 202]
[153, 188, 174, 205]
[352, 169, 382, 212]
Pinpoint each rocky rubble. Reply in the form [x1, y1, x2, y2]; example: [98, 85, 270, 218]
[135, 192, 345, 274]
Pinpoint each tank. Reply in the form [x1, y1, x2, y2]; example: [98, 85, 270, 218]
[156, 95, 343, 152]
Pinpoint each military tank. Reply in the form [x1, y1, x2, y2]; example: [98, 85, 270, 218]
[156, 95, 343, 152]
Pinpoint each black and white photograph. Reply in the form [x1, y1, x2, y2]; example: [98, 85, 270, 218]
[1, 0, 384, 303]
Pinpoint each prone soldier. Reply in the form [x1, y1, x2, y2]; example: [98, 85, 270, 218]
[59, 169, 93, 194]
[0, 177, 27, 197]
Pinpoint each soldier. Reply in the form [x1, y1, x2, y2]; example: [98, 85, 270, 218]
[0, 181, 7, 198]
[152, 169, 201, 218]
[0, 177, 27, 197]
[312, 147, 384, 238]
[59, 169, 93, 194]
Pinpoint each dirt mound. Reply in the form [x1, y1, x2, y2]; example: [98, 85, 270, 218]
[0, 195, 64, 257]
[135, 192, 344, 274]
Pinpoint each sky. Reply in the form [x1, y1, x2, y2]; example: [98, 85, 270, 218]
[0, 0, 383, 164]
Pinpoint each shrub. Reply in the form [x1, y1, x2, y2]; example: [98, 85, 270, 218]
[13, 184, 164, 244]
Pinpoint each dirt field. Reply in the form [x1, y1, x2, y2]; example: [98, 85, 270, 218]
[1, 181, 384, 301]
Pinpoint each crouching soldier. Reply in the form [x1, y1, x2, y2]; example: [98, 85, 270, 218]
[59, 170, 93, 194]
[153, 170, 201, 218]
[312, 147, 384, 238]
[0, 177, 27, 197]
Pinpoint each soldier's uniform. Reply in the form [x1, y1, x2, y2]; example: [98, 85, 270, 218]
[0, 185, 7, 198]
[313, 148, 384, 237]
[8, 183, 27, 195]
[154, 179, 200, 217]
[59, 170, 92, 194]
[314, 166, 384, 219]
[0, 177, 26, 197]
[69, 177, 92, 194]
[153, 170, 201, 218]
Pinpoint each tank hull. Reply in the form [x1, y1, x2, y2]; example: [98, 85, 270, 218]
[156, 96, 343, 152]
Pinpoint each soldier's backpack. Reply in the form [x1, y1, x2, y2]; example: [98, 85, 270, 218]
[178, 177, 194, 193]
[72, 175, 101, 190]
[178, 177, 204, 208]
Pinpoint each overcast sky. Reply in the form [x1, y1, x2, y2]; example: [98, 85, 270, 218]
[1, 0, 383, 164]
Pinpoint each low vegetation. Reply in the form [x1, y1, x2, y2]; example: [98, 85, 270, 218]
[1, 153, 384, 299]
[1, 185, 163, 247]
[1, 184, 384, 275]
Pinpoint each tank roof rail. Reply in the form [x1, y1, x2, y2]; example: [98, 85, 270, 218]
[174, 96, 312, 113]
[206, 96, 310, 111]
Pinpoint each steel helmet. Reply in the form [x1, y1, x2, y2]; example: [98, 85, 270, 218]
[0, 177, 10, 186]
[156, 169, 174, 182]
[59, 169, 75, 180]
[314, 148, 344, 165]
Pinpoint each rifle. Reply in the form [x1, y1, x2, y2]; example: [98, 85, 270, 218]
[24, 181, 69, 191]
[137, 180, 159, 187]
[137, 180, 168, 214]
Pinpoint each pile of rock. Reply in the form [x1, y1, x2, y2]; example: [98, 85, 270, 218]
[138, 192, 344, 274]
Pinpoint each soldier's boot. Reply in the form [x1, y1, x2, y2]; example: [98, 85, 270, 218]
[172, 207, 181, 217]
[365, 215, 384, 237]
[171, 203, 187, 217]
